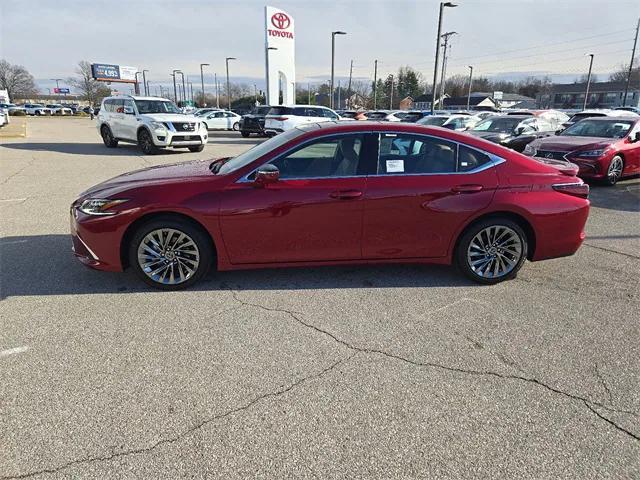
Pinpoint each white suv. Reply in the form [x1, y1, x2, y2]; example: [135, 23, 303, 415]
[264, 105, 340, 135]
[97, 95, 208, 154]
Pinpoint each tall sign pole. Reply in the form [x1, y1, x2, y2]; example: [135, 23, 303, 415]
[623, 17, 639, 107]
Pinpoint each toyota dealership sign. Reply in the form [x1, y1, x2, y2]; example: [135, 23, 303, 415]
[265, 6, 295, 106]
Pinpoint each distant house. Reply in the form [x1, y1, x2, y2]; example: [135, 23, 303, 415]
[399, 96, 413, 110]
[537, 81, 640, 109]
[409, 93, 499, 111]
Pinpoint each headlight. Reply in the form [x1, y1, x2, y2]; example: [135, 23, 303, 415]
[523, 143, 536, 156]
[150, 121, 166, 131]
[79, 199, 128, 216]
[575, 149, 605, 158]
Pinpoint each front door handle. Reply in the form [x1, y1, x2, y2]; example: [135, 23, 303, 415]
[330, 189, 363, 200]
[451, 184, 483, 194]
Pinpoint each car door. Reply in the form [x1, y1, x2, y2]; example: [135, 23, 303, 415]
[219, 133, 371, 264]
[109, 99, 125, 137]
[362, 132, 499, 259]
[119, 99, 138, 140]
[620, 121, 640, 173]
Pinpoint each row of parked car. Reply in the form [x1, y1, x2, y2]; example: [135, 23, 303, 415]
[0, 102, 96, 115]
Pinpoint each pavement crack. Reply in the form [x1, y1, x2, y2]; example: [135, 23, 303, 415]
[230, 291, 640, 443]
[0, 354, 355, 480]
[594, 363, 614, 405]
[583, 243, 640, 260]
[0, 156, 35, 186]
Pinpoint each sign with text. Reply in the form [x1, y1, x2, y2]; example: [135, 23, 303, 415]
[265, 6, 295, 105]
[91, 63, 138, 83]
[54, 87, 70, 94]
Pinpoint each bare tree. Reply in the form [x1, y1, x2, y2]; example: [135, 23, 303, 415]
[68, 61, 110, 106]
[609, 57, 639, 84]
[0, 60, 38, 99]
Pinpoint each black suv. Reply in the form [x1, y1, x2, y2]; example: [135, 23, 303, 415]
[239, 106, 273, 137]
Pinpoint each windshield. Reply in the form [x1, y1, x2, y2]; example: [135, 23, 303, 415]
[472, 117, 521, 133]
[568, 113, 604, 122]
[560, 119, 633, 138]
[217, 128, 305, 175]
[417, 116, 449, 126]
[134, 100, 181, 114]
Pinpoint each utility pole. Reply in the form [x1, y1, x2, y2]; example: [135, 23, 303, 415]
[337, 80, 341, 109]
[134, 72, 141, 95]
[623, 17, 639, 107]
[466, 65, 473, 110]
[308, 83, 311, 104]
[142, 70, 149, 95]
[430, 2, 458, 114]
[583, 54, 594, 110]
[199, 63, 210, 106]
[347, 59, 353, 109]
[172, 70, 180, 103]
[373, 59, 378, 109]
[439, 32, 457, 107]
[214, 73, 219, 108]
[226, 57, 236, 110]
[330, 31, 347, 109]
[389, 75, 394, 109]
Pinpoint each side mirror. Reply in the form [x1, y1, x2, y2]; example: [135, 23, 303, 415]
[631, 131, 640, 143]
[254, 164, 279, 186]
[555, 128, 564, 135]
[514, 126, 525, 136]
[124, 106, 134, 115]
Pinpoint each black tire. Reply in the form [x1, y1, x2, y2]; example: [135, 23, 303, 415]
[232, 122, 240, 131]
[240, 130, 250, 138]
[188, 145, 205, 152]
[138, 128, 159, 155]
[603, 155, 624, 186]
[100, 125, 119, 148]
[128, 217, 213, 290]
[455, 218, 528, 285]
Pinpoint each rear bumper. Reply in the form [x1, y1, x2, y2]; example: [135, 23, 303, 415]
[530, 201, 590, 261]
[264, 128, 284, 135]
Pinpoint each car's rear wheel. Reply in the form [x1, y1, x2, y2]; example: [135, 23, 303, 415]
[129, 218, 212, 290]
[188, 145, 205, 152]
[232, 122, 240, 131]
[240, 130, 250, 138]
[456, 218, 527, 284]
[138, 129, 159, 155]
[100, 125, 118, 148]
[604, 155, 624, 186]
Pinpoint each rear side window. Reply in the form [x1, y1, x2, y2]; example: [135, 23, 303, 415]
[268, 107, 293, 116]
[457, 145, 491, 172]
[378, 134, 457, 174]
[292, 107, 309, 116]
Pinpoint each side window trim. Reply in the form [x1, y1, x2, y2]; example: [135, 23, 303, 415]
[373, 132, 504, 177]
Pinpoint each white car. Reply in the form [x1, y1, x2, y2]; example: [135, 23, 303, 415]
[201, 110, 242, 131]
[416, 114, 479, 131]
[23, 103, 52, 115]
[194, 108, 222, 117]
[0, 109, 7, 127]
[97, 95, 208, 154]
[46, 104, 73, 115]
[264, 105, 340, 135]
[365, 110, 403, 122]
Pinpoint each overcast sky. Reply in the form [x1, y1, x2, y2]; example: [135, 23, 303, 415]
[2, 0, 639, 92]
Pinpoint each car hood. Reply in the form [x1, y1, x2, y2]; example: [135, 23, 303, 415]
[467, 131, 512, 143]
[531, 135, 616, 151]
[79, 159, 221, 198]
[138, 113, 198, 123]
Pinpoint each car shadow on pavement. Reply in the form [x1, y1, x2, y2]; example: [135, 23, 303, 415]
[1, 143, 186, 157]
[587, 179, 640, 212]
[0, 234, 471, 299]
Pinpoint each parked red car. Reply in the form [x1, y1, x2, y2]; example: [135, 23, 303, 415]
[524, 117, 640, 185]
[71, 122, 590, 289]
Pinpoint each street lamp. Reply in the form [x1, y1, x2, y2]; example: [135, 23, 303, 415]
[171, 70, 181, 103]
[583, 53, 594, 110]
[265, 47, 277, 104]
[330, 31, 347, 109]
[176, 71, 186, 105]
[199, 63, 210, 106]
[466, 66, 473, 110]
[430, 2, 458, 114]
[225, 57, 236, 110]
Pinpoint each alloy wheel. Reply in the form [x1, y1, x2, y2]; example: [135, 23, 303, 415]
[137, 228, 200, 285]
[467, 225, 523, 279]
[607, 156, 623, 184]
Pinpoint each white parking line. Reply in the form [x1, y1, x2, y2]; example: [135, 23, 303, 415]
[0, 198, 27, 203]
[0, 346, 30, 358]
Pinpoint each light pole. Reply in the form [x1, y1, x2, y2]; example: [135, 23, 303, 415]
[172, 70, 180, 103]
[623, 17, 639, 106]
[389, 75, 394, 109]
[142, 70, 149, 95]
[177, 71, 186, 105]
[330, 31, 347, 109]
[214, 73, 220, 108]
[308, 83, 311, 104]
[265, 47, 277, 105]
[254, 84, 258, 104]
[430, 2, 458, 114]
[225, 57, 236, 110]
[134, 72, 141, 95]
[583, 54, 594, 110]
[466, 65, 473, 110]
[373, 59, 378, 109]
[199, 63, 210, 106]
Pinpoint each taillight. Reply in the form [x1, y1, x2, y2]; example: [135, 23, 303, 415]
[552, 182, 589, 199]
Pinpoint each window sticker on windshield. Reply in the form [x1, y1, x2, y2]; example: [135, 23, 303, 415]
[386, 159, 404, 173]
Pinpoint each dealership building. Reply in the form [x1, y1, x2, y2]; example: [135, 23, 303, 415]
[537, 81, 640, 109]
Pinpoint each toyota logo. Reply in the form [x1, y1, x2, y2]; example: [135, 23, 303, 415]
[271, 12, 291, 30]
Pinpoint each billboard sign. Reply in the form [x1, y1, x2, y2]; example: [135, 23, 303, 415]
[265, 6, 295, 105]
[91, 63, 138, 83]
[54, 87, 70, 94]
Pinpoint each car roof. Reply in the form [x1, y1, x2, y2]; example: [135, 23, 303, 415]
[104, 95, 169, 101]
[571, 116, 638, 122]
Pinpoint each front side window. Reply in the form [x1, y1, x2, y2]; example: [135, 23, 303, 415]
[269, 135, 364, 179]
[378, 134, 457, 174]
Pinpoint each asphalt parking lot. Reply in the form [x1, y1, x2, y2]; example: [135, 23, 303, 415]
[1, 117, 639, 479]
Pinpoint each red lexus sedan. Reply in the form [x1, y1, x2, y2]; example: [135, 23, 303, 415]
[523, 116, 640, 185]
[71, 122, 590, 290]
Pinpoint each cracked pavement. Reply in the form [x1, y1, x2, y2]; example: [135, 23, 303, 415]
[1, 118, 639, 478]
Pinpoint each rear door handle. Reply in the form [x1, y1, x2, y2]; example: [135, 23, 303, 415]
[330, 189, 363, 200]
[451, 184, 483, 194]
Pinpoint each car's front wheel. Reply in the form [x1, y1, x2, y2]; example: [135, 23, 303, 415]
[456, 218, 527, 284]
[188, 145, 205, 152]
[129, 218, 212, 290]
[100, 125, 118, 148]
[240, 130, 250, 138]
[138, 129, 159, 155]
[604, 155, 624, 186]
[232, 122, 240, 131]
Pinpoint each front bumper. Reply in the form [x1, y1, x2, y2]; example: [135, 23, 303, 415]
[152, 128, 208, 147]
[70, 206, 125, 271]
